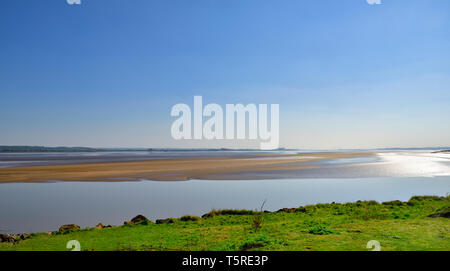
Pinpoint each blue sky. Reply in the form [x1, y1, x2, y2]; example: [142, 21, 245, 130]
[0, 0, 449, 149]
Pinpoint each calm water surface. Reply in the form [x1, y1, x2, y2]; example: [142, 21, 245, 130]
[0, 177, 449, 234]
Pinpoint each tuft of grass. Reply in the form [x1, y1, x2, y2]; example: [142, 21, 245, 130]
[220, 234, 286, 251]
[240, 234, 273, 250]
[308, 223, 335, 235]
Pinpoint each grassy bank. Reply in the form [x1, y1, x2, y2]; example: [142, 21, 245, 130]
[1, 196, 449, 251]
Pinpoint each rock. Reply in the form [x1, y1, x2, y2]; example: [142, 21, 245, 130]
[59, 224, 80, 232]
[94, 223, 104, 230]
[0, 234, 20, 243]
[0, 234, 16, 243]
[124, 215, 151, 225]
[156, 218, 175, 224]
[19, 234, 30, 240]
[131, 215, 149, 224]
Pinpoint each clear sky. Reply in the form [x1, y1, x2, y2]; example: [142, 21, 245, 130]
[0, 0, 449, 149]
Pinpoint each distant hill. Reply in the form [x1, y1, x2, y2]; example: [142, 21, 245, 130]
[1, 146, 449, 153]
[0, 146, 98, 153]
[0, 146, 284, 153]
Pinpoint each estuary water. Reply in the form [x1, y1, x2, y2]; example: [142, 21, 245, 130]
[0, 177, 449, 234]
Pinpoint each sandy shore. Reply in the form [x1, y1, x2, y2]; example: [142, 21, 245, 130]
[0, 152, 373, 183]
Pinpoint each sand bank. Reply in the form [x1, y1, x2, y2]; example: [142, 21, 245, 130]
[0, 152, 373, 183]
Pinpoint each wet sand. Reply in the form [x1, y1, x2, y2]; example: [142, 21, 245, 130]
[0, 152, 373, 183]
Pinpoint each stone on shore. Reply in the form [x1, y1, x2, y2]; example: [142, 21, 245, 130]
[0, 234, 16, 243]
[94, 223, 104, 229]
[0, 233, 30, 243]
[156, 218, 175, 224]
[131, 215, 149, 224]
[59, 224, 81, 232]
[124, 214, 152, 226]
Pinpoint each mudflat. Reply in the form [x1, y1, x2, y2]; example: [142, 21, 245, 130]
[0, 152, 372, 183]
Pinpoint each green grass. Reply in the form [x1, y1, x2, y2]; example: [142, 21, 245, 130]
[1, 195, 449, 251]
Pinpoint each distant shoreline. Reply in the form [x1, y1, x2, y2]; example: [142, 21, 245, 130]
[1, 145, 450, 153]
